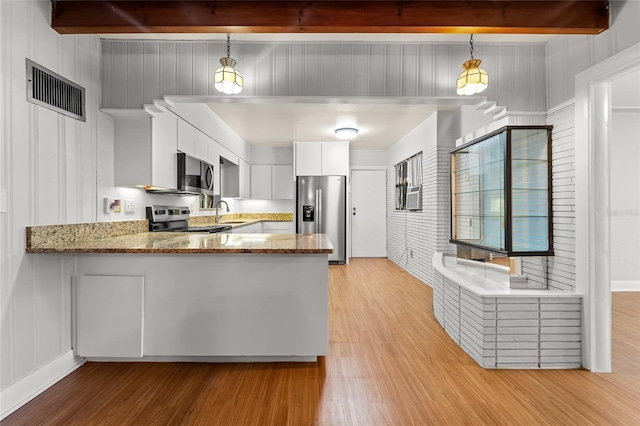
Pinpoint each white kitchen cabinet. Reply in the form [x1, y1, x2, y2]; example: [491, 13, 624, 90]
[113, 110, 178, 190]
[232, 222, 263, 234]
[263, 222, 294, 234]
[194, 128, 209, 162]
[294, 141, 349, 176]
[179, 118, 212, 163]
[272, 165, 294, 199]
[251, 165, 272, 199]
[321, 142, 349, 175]
[295, 142, 322, 176]
[177, 118, 195, 157]
[76, 275, 144, 358]
[250, 165, 294, 199]
[239, 159, 251, 199]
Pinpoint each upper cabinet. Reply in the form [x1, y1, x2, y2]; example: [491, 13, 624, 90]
[250, 165, 294, 199]
[272, 165, 294, 199]
[113, 109, 178, 190]
[177, 118, 195, 157]
[294, 142, 349, 176]
[450, 126, 553, 256]
[239, 159, 251, 199]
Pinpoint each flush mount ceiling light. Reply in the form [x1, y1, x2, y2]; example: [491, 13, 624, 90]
[456, 34, 488, 96]
[214, 34, 243, 95]
[335, 127, 358, 140]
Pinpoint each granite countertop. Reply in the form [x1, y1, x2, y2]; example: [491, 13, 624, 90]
[189, 212, 292, 227]
[27, 232, 333, 254]
[26, 214, 332, 254]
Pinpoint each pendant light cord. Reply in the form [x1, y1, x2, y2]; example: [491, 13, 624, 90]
[469, 34, 474, 59]
[226, 33, 231, 58]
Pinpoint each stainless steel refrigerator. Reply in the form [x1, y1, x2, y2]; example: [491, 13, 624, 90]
[297, 175, 347, 264]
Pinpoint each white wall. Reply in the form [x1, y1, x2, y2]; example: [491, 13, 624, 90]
[546, 1, 640, 109]
[386, 113, 437, 284]
[350, 150, 388, 167]
[610, 111, 640, 285]
[520, 103, 577, 291]
[0, 0, 99, 416]
[101, 40, 548, 113]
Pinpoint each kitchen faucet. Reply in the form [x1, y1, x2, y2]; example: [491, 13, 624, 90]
[214, 200, 230, 224]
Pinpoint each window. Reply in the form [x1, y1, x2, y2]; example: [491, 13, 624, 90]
[395, 152, 422, 210]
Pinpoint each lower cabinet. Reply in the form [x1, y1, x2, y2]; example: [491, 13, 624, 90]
[76, 275, 144, 358]
[263, 222, 294, 234]
[232, 223, 263, 234]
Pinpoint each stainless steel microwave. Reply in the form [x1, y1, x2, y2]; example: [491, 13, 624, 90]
[178, 152, 215, 196]
[144, 153, 214, 196]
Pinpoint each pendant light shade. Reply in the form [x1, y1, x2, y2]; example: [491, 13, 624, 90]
[456, 35, 488, 96]
[215, 34, 243, 95]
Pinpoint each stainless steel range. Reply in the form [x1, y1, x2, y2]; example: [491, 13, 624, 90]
[146, 205, 232, 233]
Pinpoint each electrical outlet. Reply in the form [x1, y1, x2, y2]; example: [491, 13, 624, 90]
[103, 198, 122, 214]
[125, 199, 135, 213]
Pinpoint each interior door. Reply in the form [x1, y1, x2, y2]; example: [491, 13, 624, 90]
[351, 169, 387, 257]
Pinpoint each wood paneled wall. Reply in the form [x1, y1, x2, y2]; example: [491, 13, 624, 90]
[101, 40, 548, 112]
[0, 1, 101, 392]
[546, 0, 640, 109]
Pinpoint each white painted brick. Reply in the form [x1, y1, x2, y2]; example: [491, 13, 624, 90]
[498, 303, 540, 311]
[540, 341, 581, 349]
[540, 349, 581, 357]
[540, 311, 581, 319]
[497, 349, 539, 357]
[497, 363, 540, 369]
[540, 319, 581, 327]
[540, 326, 581, 334]
[497, 311, 539, 320]
[497, 319, 539, 327]
[497, 326, 539, 335]
[497, 334, 540, 342]
[497, 341, 539, 350]
[540, 303, 581, 311]
[540, 334, 581, 342]
[540, 356, 582, 364]
[497, 356, 539, 364]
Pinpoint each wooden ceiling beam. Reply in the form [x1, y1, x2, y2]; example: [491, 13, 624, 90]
[51, 1, 609, 35]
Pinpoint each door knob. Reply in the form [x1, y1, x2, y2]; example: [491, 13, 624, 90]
[352, 207, 356, 216]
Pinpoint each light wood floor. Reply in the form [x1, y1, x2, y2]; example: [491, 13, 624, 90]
[3, 259, 639, 425]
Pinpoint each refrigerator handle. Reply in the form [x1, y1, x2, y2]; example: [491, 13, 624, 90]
[316, 188, 322, 234]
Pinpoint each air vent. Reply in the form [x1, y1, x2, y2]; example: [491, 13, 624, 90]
[26, 59, 86, 122]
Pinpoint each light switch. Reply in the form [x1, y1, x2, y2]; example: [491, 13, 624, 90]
[125, 199, 135, 213]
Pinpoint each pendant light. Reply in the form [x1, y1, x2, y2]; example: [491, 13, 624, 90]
[456, 34, 488, 96]
[214, 34, 243, 95]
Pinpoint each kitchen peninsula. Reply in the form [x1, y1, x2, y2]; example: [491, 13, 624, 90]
[27, 219, 332, 362]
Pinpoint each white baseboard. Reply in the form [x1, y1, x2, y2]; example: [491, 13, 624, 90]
[0, 350, 85, 421]
[611, 280, 640, 292]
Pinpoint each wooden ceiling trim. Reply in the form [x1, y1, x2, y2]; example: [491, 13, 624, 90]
[51, 1, 609, 35]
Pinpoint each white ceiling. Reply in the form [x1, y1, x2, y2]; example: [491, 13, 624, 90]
[206, 102, 445, 149]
